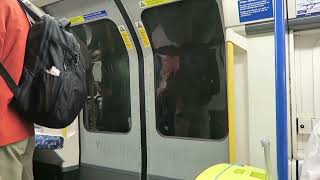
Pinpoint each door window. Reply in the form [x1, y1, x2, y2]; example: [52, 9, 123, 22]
[142, 0, 228, 139]
[71, 19, 131, 133]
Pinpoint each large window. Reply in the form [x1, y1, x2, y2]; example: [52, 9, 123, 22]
[72, 20, 131, 133]
[142, 0, 228, 139]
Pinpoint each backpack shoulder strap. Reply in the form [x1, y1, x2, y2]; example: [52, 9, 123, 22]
[17, 0, 41, 22]
[0, 63, 18, 96]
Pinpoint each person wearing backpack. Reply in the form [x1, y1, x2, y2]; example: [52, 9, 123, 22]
[0, 0, 35, 180]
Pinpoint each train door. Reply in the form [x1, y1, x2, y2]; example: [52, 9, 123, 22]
[120, 0, 229, 179]
[46, 1, 142, 179]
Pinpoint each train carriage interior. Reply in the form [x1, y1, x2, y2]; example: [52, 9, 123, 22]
[3, 0, 320, 179]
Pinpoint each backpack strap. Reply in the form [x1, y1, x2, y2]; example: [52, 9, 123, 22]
[17, 0, 41, 22]
[0, 63, 18, 96]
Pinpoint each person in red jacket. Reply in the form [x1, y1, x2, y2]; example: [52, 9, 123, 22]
[0, 0, 35, 180]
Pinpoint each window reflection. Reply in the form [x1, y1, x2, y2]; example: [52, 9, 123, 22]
[71, 20, 131, 133]
[142, 0, 228, 139]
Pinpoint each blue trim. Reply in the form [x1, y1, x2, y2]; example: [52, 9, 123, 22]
[274, 0, 288, 180]
[297, 11, 320, 18]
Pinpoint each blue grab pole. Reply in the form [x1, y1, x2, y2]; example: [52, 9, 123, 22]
[274, 0, 288, 179]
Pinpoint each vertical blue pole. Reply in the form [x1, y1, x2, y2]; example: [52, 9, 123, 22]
[274, 0, 288, 179]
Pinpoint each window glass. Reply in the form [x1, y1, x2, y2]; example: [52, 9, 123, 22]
[71, 20, 131, 133]
[142, 0, 228, 139]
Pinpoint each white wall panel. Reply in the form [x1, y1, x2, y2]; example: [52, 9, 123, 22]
[246, 32, 277, 179]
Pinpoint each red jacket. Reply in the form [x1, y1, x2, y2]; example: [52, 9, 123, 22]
[0, 0, 34, 146]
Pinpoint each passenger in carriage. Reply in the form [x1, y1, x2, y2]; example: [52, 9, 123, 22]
[155, 45, 219, 139]
[155, 47, 181, 136]
[173, 45, 220, 139]
[147, 2, 225, 139]
[76, 22, 130, 133]
[0, 1, 35, 180]
[71, 22, 129, 133]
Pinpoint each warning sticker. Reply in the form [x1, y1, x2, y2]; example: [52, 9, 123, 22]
[69, 10, 108, 25]
[139, 0, 173, 8]
[136, 22, 151, 48]
[139, 1, 147, 8]
[69, 16, 85, 25]
[118, 25, 133, 50]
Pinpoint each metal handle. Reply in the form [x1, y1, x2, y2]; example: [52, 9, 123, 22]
[261, 138, 272, 180]
[22, 0, 46, 19]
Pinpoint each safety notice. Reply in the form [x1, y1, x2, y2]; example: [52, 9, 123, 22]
[139, 0, 173, 8]
[136, 22, 151, 48]
[118, 25, 134, 50]
[297, 0, 320, 17]
[238, 0, 273, 23]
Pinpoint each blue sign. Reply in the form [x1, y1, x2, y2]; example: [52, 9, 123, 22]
[83, 10, 108, 21]
[238, 0, 273, 23]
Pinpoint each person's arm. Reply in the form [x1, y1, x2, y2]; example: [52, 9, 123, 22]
[0, 3, 8, 61]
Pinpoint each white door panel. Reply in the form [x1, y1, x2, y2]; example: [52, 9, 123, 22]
[121, 0, 229, 179]
[47, 0, 142, 178]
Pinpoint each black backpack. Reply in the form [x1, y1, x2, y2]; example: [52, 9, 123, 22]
[0, 0, 87, 128]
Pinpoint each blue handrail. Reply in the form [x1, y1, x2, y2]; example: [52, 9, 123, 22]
[274, 0, 288, 179]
